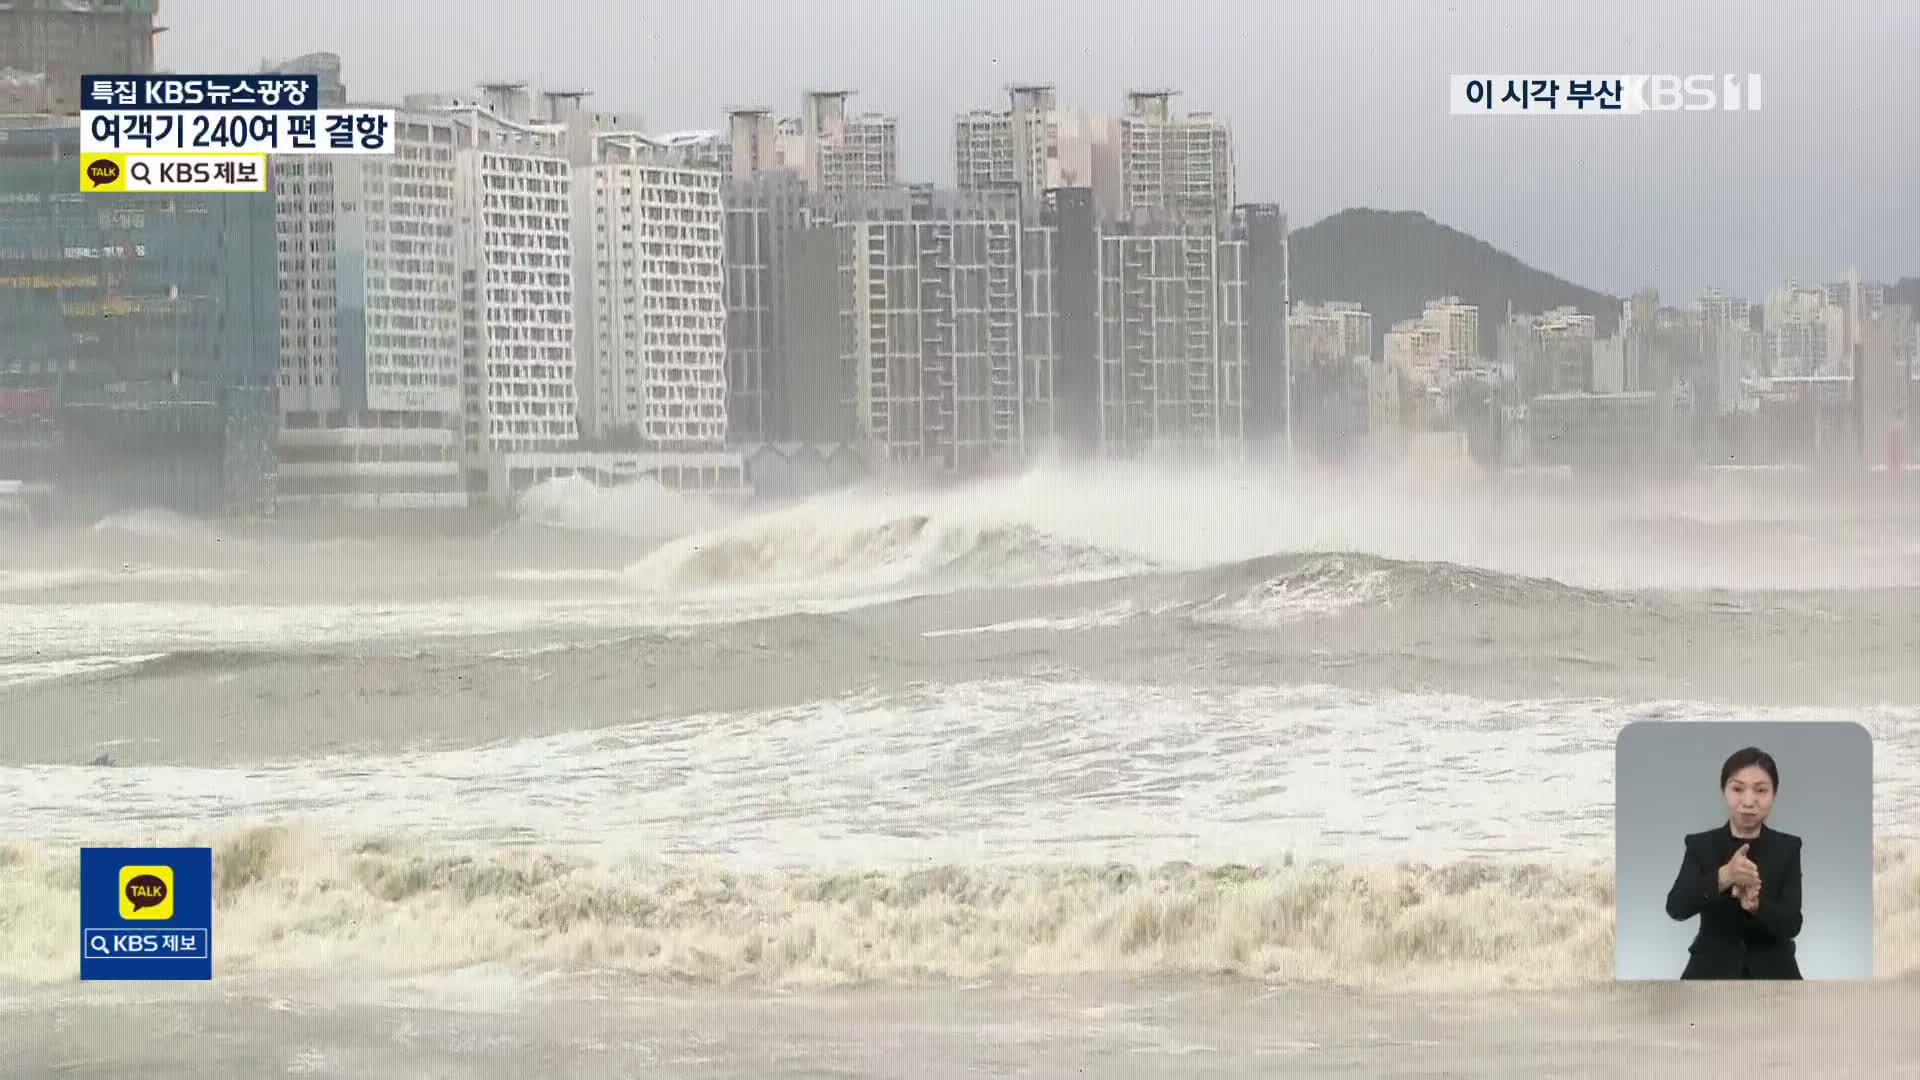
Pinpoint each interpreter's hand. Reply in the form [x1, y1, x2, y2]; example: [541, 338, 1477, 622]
[1737, 881, 1761, 913]
[1717, 844, 1761, 894]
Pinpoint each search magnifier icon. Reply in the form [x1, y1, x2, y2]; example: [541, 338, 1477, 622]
[88, 933, 109, 955]
[129, 161, 151, 185]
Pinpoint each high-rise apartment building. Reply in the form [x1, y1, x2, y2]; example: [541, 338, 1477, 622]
[720, 93, 895, 196]
[835, 187, 1024, 470]
[270, 108, 466, 507]
[1093, 221, 1246, 458]
[445, 104, 577, 456]
[0, 0, 156, 115]
[259, 50, 346, 106]
[576, 133, 727, 448]
[1389, 297, 1481, 384]
[1290, 302, 1374, 366]
[722, 169, 814, 443]
[1119, 90, 1235, 227]
[274, 110, 462, 424]
[953, 84, 1123, 218]
[1697, 287, 1751, 331]
[797, 90, 897, 196]
[1498, 305, 1595, 398]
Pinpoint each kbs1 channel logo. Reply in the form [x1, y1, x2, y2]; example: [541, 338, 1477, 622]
[79, 847, 213, 980]
[76, 73, 394, 194]
[1450, 74, 1764, 115]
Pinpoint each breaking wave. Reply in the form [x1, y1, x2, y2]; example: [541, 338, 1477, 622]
[623, 507, 1147, 593]
[513, 475, 738, 542]
[88, 508, 220, 542]
[1184, 552, 1632, 628]
[0, 565, 236, 593]
[5, 827, 1916, 990]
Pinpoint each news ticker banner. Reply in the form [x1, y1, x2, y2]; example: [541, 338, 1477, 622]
[79, 846, 213, 980]
[1450, 74, 1763, 115]
[78, 74, 393, 193]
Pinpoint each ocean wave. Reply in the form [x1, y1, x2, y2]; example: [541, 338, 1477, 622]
[914, 553, 1638, 637]
[513, 475, 737, 542]
[0, 565, 236, 593]
[88, 508, 220, 541]
[1185, 552, 1630, 629]
[4, 826, 1914, 991]
[0, 654, 171, 690]
[623, 505, 1146, 594]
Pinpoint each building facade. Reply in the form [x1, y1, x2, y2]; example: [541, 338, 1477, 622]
[0, 0, 156, 115]
[447, 106, 577, 458]
[836, 187, 1025, 471]
[0, 122, 279, 518]
[1118, 90, 1235, 228]
[577, 133, 727, 448]
[269, 110, 466, 508]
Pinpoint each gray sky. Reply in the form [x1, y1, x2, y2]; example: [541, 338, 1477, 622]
[158, 0, 1918, 303]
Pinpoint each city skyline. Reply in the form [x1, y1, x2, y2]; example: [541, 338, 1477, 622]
[153, 0, 1920, 304]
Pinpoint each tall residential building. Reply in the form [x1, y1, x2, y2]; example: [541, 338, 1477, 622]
[1290, 302, 1373, 366]
[799, 90, 897, 196]
[1119, 89, 1235, 227]
[954, 108, 1017, 193]
[0, 0, 156, 115]
[725, 108, 806, 182]
[1697, 287, 1751, 331]
[835, 187, 1024, 470]
[1498, 305, 1596, 398]
[1758, 278, 1850, 376]
[1822, 271, 1887, 379]
[444, 104, 577, 456]
[722, 93, 894, 196]
[270, 109, 466, 507]
[1856, 303, 1913, 467]
[722, 169, 814, 443]
[576, 133, 727, 448]
[1094, 220, 1248, 458]
[1228, 204, 1289, 452]
[1763, 281, 1845, 378]
[259, 51, 347, 106]
[953, 84, 1123, 218]
[1287, 301, 1379, 458]
[646, 129, 730, 176]
[1032, 188, 1275, 462]
[274, 110, 461, 425]
[1388, 297, 1481, 385]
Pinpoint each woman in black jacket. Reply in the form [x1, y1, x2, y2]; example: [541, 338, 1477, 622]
[1663, 746, 1804, 979]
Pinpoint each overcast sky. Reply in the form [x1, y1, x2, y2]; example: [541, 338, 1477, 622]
[158, 0, 1918, 303]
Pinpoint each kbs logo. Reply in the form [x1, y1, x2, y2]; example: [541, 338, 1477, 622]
[119, 864, 174, 920]
[1625, 74, 1762, 112]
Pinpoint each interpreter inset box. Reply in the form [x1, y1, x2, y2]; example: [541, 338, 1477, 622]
[1614, 721, 1872, 981]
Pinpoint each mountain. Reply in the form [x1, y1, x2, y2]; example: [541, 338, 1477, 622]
[1287, 208, 1622, 361]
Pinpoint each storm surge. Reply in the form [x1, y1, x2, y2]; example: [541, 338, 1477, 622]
[5, 826, 1917, 991]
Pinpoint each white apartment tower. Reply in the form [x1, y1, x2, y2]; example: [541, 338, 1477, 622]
[577, 134, 728, 448]
[1289, 301, 1374, 366]
[954, 108, 1017, 193]
[447, 105, 578, 455]
[800, 89, 897, 195]
[954, 84, 1123, 217]
[1386, 298, 1482, 424]
[270, 110, 467, 507]
[1119, 89, 1235, 227]
[274, 112, 463, 422]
